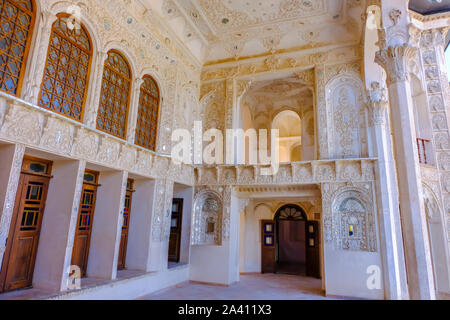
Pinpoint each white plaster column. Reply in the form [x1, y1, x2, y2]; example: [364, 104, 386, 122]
[376, 45, 436, 299]
[315, 64, 328, 160]
[229, 194, 248, 284]
[21, 11, 57, 104]
[0, 143, 25, 270]
[366, 83, 409, 299]
[126, 77, 144, 144]
[147, 179, 174, 272]
[33, 159, 86, 291]
[87, 170, 128, 280]
[84, 51, 108, 128]
[126, 178, 156, 271]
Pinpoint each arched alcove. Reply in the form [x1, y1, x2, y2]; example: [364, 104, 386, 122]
[192, 191, 223, 246]
[272, 110, 302, 163]
[331, 189, 377, 252]
[236, 75, 315, 165]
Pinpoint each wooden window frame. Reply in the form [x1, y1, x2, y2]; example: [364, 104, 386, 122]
[96, 49, 132, 139]
[37, 13, 93, 122]
[135, 74, 160, 151]
[0, 0, 36, 97]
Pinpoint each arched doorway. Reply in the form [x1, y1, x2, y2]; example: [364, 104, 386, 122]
[260, 204, 320, 278]
[275, 205, 307, 275]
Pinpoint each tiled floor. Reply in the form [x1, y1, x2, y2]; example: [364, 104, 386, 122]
[140, 273, 338, 300]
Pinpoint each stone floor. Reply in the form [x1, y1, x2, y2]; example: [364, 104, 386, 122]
[0, 269, 147, 300]
[140, 273, 338, 300]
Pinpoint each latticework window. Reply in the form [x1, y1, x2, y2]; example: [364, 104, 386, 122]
[135, 75, 160, 151]
[0, 0, 35, 96]
[96, 50, 131, 138]
[38, 14, 92, 121]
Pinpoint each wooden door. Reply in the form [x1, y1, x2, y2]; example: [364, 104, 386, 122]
[0, 157, 52, 292]
[261, 220, 276, 273]
[71, 171, 99, 277]
[306, 221, 321, 278]
[168, 198, 183, 262]
[118, 179, 134, 270]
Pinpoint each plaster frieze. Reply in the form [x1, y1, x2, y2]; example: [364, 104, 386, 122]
[195, 159, 376, 187]
[0, 94, 195, 187]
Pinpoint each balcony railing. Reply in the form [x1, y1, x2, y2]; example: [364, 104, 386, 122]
[417, 138, 431, 165]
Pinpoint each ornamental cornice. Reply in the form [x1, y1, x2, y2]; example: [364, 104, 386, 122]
[201, 44, 362, 82]
[195, 159, 377, 187]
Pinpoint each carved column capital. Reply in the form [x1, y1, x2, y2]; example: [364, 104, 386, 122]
[368, 100, 389, 126]
[366, 81, 388, 125]
[375, 44, 417, 85]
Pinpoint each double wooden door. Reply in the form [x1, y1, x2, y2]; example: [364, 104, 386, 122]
[71, 171, 99, 277]
[118, 179, 134, 270]
[0, 157, 52, 292]
[168, 198, 183, 262]
[261, 219, 321, 278]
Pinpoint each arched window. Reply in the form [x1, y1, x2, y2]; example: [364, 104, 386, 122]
[0, 0, 35, 96]
[96, 50, 131, 138]
[38, 14, 92, 121]
[135, 75, 160, 151]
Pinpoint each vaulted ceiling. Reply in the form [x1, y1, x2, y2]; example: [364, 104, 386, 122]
[147, 0, 449, 65]
[148, 0, 363, 64]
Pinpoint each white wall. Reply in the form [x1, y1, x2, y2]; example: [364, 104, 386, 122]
[189, 195, 241, 285]
[242, 203, 273, 273]
[324, 245, 384, 299]
[173, 187, 193, 264]
[189, 243, 233, 285]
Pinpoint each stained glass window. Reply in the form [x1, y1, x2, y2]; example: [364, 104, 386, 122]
[0, 0, 35, 95]
[38, 14, 92, 121]
[96, 50, 131, 138]
[135, 75, 160, 151]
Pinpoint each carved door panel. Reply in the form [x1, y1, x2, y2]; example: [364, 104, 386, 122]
[168, 198, 183, 262]
[0, 173, 50, 292]
[261, 220, 276, 273]
[71, 171, 99, 277]
[306, 221, 321, 278]
[118, 179, 134, 270]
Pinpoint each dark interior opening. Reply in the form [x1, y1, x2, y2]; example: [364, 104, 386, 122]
[275, 204, 307, 276]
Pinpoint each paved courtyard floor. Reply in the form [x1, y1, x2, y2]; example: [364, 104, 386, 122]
[140, 273, 338, 300]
